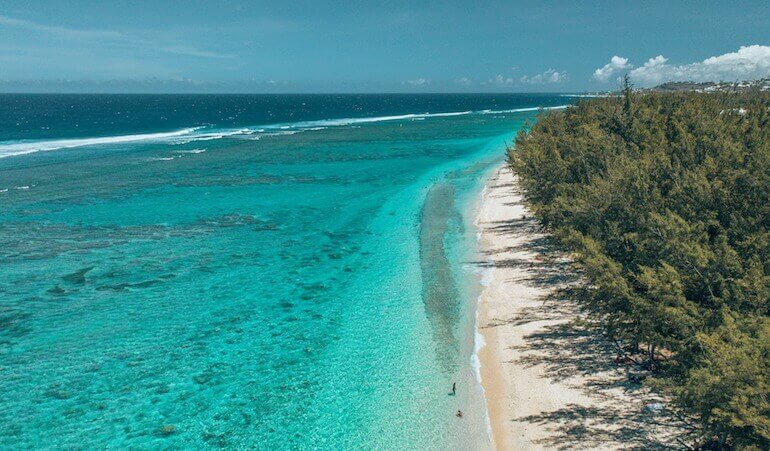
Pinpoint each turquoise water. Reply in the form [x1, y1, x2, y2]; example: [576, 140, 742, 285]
[0, 95, 562, 448]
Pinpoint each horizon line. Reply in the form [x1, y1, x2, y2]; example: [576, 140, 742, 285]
[0, 91, 600, 96]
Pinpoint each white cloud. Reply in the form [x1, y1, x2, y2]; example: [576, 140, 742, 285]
[403, 78, 430, 86]
[0, 14, 233, 59]
[490, 74, 515, 86]
[593, 46, 770, 86]
[520, 69, 566, 84]
[593, 56, 632, 82]
[455, 77, 473, 86]
[0, 14, 121, 40]
[159, 45, 234, 59]
[629, 45, 770, 86]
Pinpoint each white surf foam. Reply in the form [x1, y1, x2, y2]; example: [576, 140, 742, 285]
[480, 105, 569, 114]
[0, 104, 570, 158]
[472, 180, 495, 440]
[1, 185, 32, 193]
[471, 296, 488, 382]
[170, 128, 252, 144]
[279, 110, 475, 130]
[560, 94, 609, 98]
[471, 265, 494, 441]
[172, 148, 207, 154]
[0, 128, 200, 158]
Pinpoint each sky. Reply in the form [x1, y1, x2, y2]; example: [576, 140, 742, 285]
[1, 0, 769, 93]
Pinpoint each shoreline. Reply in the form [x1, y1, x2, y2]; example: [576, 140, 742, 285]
[474, 163, 523, 448]
[474, 164, 683, 449]
[470, 180, 495, 444]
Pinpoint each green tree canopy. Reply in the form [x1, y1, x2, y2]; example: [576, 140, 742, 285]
[511, 90, 770, 449]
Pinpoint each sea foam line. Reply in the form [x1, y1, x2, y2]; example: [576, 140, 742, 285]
[185, 106, 567, 144]
[0, 105, 569, 157]
[482, 105, 569, 114]
[472, 181, 495, 442]
[172, 148, 206, 154]
[0, 128, 201, 158]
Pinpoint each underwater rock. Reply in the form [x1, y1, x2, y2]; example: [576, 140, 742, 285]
[155, 384, 170, 394]
[202, 431, 229, 447]
[303, 282, 328, 292]
[159, 424, 177, 436]
[46, 388, 71, 400]
[194, 374, 211, 385]
[47, 285, 66, 295]
[96, 283, 128, 292]
[198, 213, 269, 228]
[96, 280, 161, 291]
[62, 266, 94, 284]
[64, 407, 85, 419]
[253, 222, 278, 231]
[131, 280, 160, 288]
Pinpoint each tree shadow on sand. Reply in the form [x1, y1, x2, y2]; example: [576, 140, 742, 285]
[506, 298, 688, 449]
[473, 212, 687, 449]
[517, 402, 681, 450]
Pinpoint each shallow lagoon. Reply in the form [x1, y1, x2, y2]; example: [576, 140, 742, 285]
[0, 95, 565, 448]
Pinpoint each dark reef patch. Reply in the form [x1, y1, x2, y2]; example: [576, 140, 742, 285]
[62, 266, 94, 284]
[419, 182, 463, 374]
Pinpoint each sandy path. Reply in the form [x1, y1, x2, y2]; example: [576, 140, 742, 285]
[475, 164, 682, 450]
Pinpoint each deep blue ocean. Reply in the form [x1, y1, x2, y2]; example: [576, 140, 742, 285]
[0, 94, 568, 448]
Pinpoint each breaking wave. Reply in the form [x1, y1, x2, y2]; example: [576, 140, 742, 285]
[0, 105, 568, 158]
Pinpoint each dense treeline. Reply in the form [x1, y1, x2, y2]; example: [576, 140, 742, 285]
[510, 88, 769, 449]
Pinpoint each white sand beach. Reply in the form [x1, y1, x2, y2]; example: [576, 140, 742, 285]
[476, 164, 683, 450]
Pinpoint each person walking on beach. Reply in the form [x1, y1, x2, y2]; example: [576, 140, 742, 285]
[451, 382, 456, 396]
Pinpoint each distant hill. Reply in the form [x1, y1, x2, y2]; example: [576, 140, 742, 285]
[650, 78, 770, 92]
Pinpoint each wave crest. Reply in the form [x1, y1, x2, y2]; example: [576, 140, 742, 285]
[0, 105, 569, 158]
[0, 128, 200, 158]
